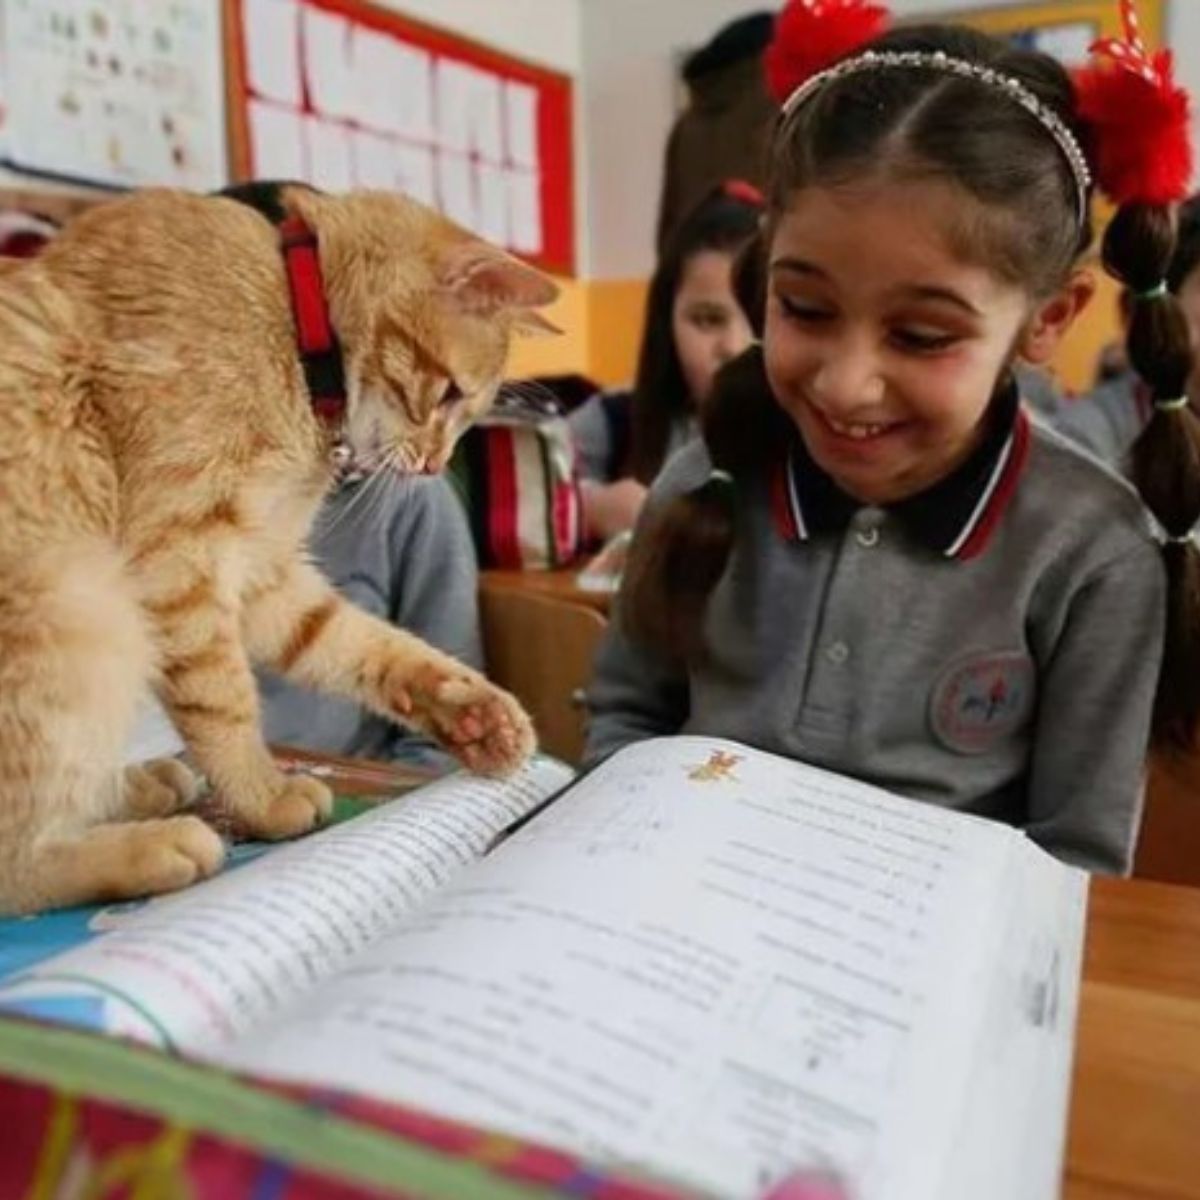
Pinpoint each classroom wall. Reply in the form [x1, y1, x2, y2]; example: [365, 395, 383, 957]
[579, 0, 1200, 393]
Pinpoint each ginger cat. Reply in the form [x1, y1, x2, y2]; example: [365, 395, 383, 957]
[0, 185, 557, 914]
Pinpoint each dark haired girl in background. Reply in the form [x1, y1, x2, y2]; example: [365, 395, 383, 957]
[569, 182, 762, 543]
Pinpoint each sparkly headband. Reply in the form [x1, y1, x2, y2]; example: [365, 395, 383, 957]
[781, 49, 1094, 225]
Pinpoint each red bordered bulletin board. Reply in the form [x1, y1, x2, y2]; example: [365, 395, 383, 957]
[222, 0, 575, 276]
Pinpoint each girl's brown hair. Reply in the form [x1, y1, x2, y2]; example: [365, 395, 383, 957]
[623, 24, 1200, 749]
[625, 183, 763, 484]
[1114, 200, 1200, 749]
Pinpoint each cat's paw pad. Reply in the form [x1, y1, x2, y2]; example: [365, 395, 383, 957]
[124, 758, 203, 818]
[418, 669, 536, 776]
[244, 774, 333, 841]
[125, 815, 226, 895]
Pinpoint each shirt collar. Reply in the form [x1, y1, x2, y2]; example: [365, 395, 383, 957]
[770, 378, 1032, 561]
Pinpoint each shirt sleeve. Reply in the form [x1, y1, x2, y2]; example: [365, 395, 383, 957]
[1024, 539, 1166, 874]
[387, 476, 483, 670]
[584, 607, 690, 765]
[355, 476, 479, 770]
[1050, 377, 1143, 469]
[269, 476, 482, 770]
[568, 393, 618, 483]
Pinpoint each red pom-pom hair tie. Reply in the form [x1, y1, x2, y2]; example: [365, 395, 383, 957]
[1074, 0, 1193, 206]
[764, 0, 891, 106]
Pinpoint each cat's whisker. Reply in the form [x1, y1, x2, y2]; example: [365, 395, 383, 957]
[357, 459, 424, 537]
[356, 465, 405, 529]
[322, 465, 397, 538]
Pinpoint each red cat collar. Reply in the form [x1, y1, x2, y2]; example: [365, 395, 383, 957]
[278, 215, 347, 429]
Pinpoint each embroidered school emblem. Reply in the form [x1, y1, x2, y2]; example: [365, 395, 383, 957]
[930, 652, 1035, 754]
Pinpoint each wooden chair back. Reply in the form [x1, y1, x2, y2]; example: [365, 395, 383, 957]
[480, 588, 607, 765]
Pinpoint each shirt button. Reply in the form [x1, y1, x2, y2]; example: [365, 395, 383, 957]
[826, 641, 850, 665]
[856, 526, 880, 548]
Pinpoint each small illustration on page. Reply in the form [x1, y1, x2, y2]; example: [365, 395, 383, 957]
[688, 749, 743, 783]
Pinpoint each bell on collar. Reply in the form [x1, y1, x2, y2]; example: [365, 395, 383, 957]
[329, 441, 354, 473]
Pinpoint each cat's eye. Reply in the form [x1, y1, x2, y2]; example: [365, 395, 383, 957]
[440, 381, 464, 408]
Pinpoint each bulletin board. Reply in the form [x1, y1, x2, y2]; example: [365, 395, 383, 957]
[0, 0, 228, 191]
[223, 0, 576, 276]
[914, 0, 1164, 63]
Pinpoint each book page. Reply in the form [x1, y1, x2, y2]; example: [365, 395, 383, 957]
[0, 758, 571, 1054]
[937, 839, 1088, 1200]
[222, 737, 1087, 1200]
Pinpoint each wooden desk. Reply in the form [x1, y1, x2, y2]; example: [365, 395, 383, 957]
[287, 754, 1200, 1196]
[481, 565, 613, 615]
[271, 744, 434, 796]
[1136, 751, 1200, 888]
[477, 586, 608, 764]
[1065, 876, 1200, 1198]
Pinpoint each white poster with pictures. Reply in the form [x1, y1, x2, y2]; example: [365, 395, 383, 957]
[0, 0, 227, 190]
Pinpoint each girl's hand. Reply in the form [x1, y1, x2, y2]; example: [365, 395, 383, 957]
[580, 477, 648, 542]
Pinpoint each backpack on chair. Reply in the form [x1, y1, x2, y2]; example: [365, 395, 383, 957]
[448, 394, 583, 570]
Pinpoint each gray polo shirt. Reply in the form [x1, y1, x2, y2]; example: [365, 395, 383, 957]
[258, 475, 482, 769]
[1052, 372, 1145, 468]
[586, 386, 1165, 874]
[1012, 362, 1066, 420]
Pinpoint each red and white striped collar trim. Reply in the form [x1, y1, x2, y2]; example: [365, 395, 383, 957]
[769, 406, 1032, 562]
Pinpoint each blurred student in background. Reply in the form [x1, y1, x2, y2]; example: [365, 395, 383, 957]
[570, 182, 763, 543]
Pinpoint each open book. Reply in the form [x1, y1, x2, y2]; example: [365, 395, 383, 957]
[0, 737, 1087, 1200]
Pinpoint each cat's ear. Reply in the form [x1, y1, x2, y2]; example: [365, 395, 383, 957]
[441, 243, 560, 324]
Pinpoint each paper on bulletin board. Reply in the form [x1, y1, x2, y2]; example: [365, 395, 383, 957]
[393, 142, 436, 207]
[504, 81, 538, 169]
[305, 114, 353, 191]
[0, 0, 227, 190]
[242, 0, 302, 107]
[248, 98, 305, 180]
[226, 0, 576, 275]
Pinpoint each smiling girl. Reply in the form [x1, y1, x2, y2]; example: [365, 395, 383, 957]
[584, 0, 1199, 874]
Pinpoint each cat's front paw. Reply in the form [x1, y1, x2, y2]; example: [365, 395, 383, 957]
[124, 758, 203, 819]
[234, 774, 333, 841]
[408, 666, 536, 776]
[120, 816, 226, 897]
